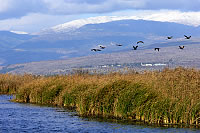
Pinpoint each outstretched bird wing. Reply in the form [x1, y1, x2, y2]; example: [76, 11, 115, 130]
[133, 45, 138, 50]
[137, 41, 144, 44]
[167, 36, 173, 39]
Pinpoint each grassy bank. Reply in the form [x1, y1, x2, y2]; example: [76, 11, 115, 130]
[0, 67, 200, 127]
[0, 74, 34, 94]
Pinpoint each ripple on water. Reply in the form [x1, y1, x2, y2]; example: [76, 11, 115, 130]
[0, 95, 200, 133]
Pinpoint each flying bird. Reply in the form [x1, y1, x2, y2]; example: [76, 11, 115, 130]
[137, 41, 144, 44]
[91, 48, 101, 52]
[179, 46, 185, 50]
[184, 35, 191, 39]
[154, 48, 160, 51]
[133, 45, 138, 50]
[99, 45, 106, 49]
[110, 42, 123, 46]
[116, 43, 123, 46]
[166, 36, 173, 40]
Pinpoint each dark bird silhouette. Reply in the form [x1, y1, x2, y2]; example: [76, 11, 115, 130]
[99, 45, 106, 49]
[137, 41, 144, 44]
[91, 48, 101, 52]
[166, 36, 173, 40]
[110, 42, 122, 46]
[184, 35, 191, 39]
[154, 48, 160, 51]
[116, 43, 123, 46]
[179, 46, 185, 49]
[133, 45, 138, 50]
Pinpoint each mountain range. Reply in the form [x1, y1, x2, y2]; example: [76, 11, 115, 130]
[0, 16, 200, 74]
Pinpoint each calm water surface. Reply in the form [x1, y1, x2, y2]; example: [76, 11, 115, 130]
[0, 95, 199, 133]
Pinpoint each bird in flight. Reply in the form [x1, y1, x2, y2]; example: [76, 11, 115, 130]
[133, 45, 138, 50]
[184, 35, 191, 39]
[91, 48, 101, 52]
[137, 41, 144, 44]
[166, 36, 173, 40]
[154, 48, 160, 51]
[116, 43, 123, 46]
[99, 45, 106, 49]
[110, 42, 123, 46]
[179, 46, 185, 50]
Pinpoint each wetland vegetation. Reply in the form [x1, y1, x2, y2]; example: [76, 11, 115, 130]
[0, 67, 200, 127]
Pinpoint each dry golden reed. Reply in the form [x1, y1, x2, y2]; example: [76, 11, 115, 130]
[0, 67, 200, 126]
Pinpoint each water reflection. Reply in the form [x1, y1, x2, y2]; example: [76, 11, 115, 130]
[0, 95, 199, 133]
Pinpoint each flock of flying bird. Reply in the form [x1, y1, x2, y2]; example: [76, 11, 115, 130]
[91, 35, 192, 52]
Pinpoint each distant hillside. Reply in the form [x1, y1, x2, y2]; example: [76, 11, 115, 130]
[0, 31, 33, 48]
[0, 19, 200, 67]
[1, 43, 200, 75]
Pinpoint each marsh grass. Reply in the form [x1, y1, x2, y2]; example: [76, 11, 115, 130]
[0, 67, 200, 126]
[0, 74, 34, 94]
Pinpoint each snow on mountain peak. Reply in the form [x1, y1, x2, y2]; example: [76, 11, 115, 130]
[40, 11, 200, 34]
[10, 30, 29, 35]
[49, 16, 140, 33]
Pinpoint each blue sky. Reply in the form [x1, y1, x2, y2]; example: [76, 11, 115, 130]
[0, 0, 200, 33]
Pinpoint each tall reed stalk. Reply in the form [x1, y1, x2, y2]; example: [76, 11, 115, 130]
[0, 67, 199, 126]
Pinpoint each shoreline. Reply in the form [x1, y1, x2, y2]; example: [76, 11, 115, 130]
[6, 95, 200, 129]
[0, 67, 200, 128]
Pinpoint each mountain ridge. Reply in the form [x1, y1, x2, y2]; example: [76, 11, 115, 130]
[38, 15, 200, 35]
[1, 42, 200, 75]
[0, 18, 199, 68]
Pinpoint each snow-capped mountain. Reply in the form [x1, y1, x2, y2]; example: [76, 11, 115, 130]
[1, 17, 200, 67]
[39, 16, 139, 34]
[39, 11, 200, 35]
[10, 30, 29, 35]
[52, 16, 141, 32]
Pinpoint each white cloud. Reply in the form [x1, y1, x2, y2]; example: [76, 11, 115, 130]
[1, 0, 200, 20]
[0, 0, 12, 12]
[41, 0, 146, 14]
[109, 9, 200, 27]
[0, 0, 146, 19]
[1, 10, 200, 33]
[13, 49, 27, 52]
[140, 10, 200, 27]
[0, 13, 80, 33]
[50, 10, 200, 33]
[0, 0, 200, 33]
[0, 0, 45, 19]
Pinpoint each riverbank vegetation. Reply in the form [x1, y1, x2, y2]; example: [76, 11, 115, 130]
[0, 67, 200, 127]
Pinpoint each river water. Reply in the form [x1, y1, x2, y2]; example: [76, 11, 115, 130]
[0, 95, 199, 133]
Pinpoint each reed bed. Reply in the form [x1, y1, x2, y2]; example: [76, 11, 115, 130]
[0, 74, 34, 94]
[0, 67, 200, 126]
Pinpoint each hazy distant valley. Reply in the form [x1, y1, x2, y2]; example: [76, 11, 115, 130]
[0, 18, 200, 74]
